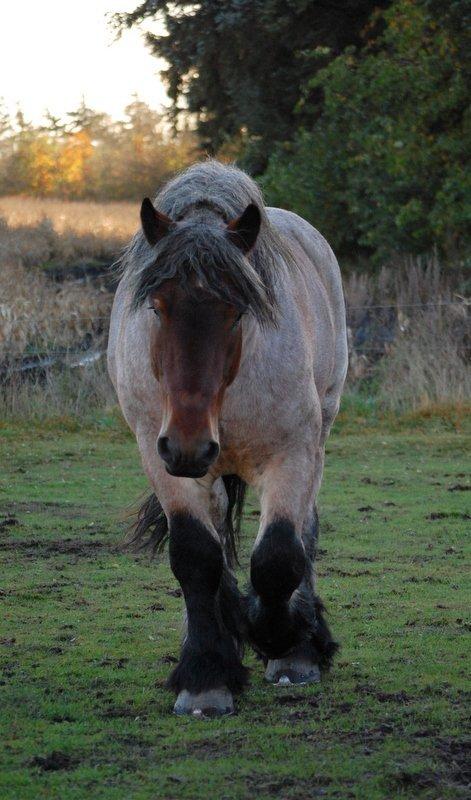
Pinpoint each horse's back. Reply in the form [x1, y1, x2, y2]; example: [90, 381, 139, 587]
[266, 207, 348, 426]
[266, 207, 344, 321]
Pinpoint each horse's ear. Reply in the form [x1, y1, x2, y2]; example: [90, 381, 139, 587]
[140, 198, 173, 246]
[227, 203, 261, 253]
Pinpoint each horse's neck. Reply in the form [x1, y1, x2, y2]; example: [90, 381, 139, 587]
[238, 298, 305, 387]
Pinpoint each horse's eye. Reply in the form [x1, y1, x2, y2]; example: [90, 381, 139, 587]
[232, 312, 243, 329]
[148, 306, 161, 321]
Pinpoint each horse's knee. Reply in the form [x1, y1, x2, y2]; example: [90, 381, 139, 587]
[169, 512, 223, 594]
[250, 519, 306, 602]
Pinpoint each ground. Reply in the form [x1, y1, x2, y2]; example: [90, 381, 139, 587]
[0, 418, 469, 800]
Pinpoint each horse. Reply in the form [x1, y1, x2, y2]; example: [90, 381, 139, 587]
[107, 160, 348, 717]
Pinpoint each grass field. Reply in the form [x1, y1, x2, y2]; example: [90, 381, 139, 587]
[0, 419, 469, 799]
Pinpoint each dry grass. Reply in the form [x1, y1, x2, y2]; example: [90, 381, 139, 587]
[0, 359, 114, 421]
[0, 195, 138, 236]
[0, 196, 139, 267]
[0, 262, 112, 361]
[378, 304, 470, 412]
[0, 196, 469, 421]
[0, 196, 120, 361]
[0, 197, 121, 419]
[343, 256, 457, 320]
[343, 257, 470, 414]
[0, 257, 114, 421]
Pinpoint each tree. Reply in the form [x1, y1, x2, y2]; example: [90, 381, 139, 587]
[112, 0, 389, 173]
[0, 99, 11, 139]
[261, 0, 471, 262]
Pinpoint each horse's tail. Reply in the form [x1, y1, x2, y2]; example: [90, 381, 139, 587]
[124, 475, 247, 561]
[124, 493, 169, 556]
[222, 474, 247, 566]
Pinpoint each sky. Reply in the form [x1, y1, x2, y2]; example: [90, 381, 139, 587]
[0, 0, 168, 125]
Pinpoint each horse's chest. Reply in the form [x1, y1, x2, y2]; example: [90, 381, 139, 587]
[216, 393, 317, 481]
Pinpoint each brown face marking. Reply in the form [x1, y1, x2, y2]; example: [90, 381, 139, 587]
[150, 279, 243, 458]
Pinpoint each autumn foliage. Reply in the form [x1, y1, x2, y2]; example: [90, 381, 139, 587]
[0, 98, 195, 200]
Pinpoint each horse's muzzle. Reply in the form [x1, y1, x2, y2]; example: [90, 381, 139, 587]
[157, 436, 220, 478]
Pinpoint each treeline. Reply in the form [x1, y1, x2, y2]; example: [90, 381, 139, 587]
[115, 0, 470, 263]
[0, 98, 195, 200]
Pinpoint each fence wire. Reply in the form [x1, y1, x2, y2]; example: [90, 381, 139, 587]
[0, 300, 469, 369]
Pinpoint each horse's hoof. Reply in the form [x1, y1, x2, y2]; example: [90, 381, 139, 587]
[173, 688, 234, 718]
[265, 659, 321, 686]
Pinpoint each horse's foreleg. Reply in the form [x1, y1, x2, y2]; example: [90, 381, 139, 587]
[247, 448, 337, 684]
[168, 512, 247, 715]
[137, 432, 247, 716]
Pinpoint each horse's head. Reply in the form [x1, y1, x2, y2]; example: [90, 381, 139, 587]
[140, 198, 263, 478]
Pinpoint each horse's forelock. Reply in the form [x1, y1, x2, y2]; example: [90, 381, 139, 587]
[128, 221, 276, 325]
[119, 160, 293, 326]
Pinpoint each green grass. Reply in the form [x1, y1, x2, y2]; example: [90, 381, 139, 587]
[0, 420, 469, 799]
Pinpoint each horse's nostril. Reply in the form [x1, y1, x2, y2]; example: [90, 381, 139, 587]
[158, 436, 218, 473]
[157, 436, 171, 461]
[202, 440, 220, 463]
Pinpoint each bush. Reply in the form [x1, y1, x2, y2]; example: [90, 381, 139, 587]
[261, 0, 471, 264]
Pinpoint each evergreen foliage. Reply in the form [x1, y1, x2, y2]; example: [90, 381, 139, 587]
[262, 0, 471, 261]
[112, 0, 387, 174]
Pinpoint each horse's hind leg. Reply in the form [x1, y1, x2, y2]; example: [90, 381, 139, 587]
[247, 450, 337, 685]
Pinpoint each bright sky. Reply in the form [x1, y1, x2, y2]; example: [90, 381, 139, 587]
[0, 0, 168, 125]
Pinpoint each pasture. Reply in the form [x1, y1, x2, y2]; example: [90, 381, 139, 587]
[1, 418, 469, 799]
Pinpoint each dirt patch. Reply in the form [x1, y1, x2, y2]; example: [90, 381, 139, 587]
[360, 477, 395, 486]
[0, 516, 20, 529]
[276, 693, 313, 706]
[388, 738, 470, 794]
[388, 768, 436, 791]
[101, 705, 140, 719]
[0, 537, 116, 558]
[245, 774, 333, 798]
[166, 588, 182, 598]
[435, 736, 471, 788]
[352, 555, 379, 563]
[30, 751, 78, 772]
[159, 654, 178, 664]
[180, 734, 246, 759]
[427, 511, 470, 520]
[335, 702, 354, 713]
[375, 690, 411, 703]
[319, 568, 374, 578]
[0, 500, 85, 520]
[335, 722, 396, 744]
[448, 484, 470, 492]
[99, 657, 129, 669]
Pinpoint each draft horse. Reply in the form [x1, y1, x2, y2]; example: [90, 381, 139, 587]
[108, 161, 348, 716]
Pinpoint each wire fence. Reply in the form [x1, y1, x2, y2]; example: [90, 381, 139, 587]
[0, 299, 469, 368]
